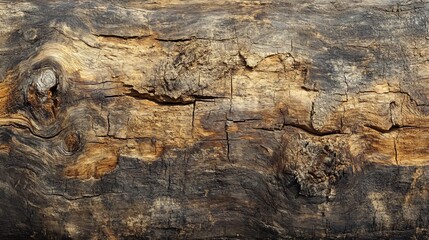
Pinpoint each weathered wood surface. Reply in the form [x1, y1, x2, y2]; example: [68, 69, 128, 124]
[1, 0, 429, 238]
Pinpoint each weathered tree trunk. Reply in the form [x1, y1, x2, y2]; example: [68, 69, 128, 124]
[1, 0, 429, 239]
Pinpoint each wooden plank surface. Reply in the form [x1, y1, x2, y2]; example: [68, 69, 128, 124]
[1, 0, 429, 238]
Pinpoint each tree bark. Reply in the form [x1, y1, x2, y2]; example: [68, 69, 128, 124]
[1, 0, 429, 239]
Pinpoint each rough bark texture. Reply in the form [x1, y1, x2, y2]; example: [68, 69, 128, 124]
[1, 0, 429, 239]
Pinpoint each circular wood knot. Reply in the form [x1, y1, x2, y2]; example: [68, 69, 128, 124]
[62, 132, 81, 155]
[25, 67, 61, 124]
[23, 28, 38, 42]
[35, 68, 58, 94]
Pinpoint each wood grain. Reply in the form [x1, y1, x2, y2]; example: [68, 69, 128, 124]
[1, 0, 429, 239]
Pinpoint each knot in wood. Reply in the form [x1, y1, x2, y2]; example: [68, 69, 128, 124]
[35, 69, 57, 93]
[24, 67, 61, 124]
[62, 132, 81, 155]
[23, 28, 37, 42]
